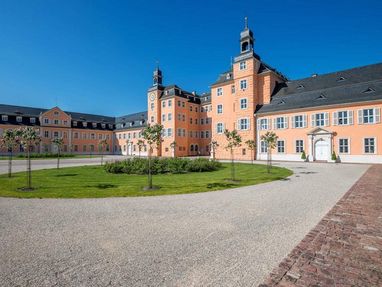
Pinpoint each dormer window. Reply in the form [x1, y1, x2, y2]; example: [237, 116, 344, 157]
[108, 124, 113, 129]
[30, 117, 36, 124]
[297, 84, 304, 89]
[54, 111, 59, 116]
[226, 73, 231, 80]
[363, 87, 375, 93]
[101, 123, 106, 128]
[337, 76, 346, 82]
[316, 94, 327, 100]
[16, 116, 22, 123]
[73, 121, 77, 127]
[1, 115, 8, 121]
[92, 122, 97, 128]
[83, 122, 87, 127]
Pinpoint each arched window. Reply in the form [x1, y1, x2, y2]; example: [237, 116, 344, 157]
[195, 145, 198, 152]
[241, 41, 249, 52]
[190, 144, 194, 152]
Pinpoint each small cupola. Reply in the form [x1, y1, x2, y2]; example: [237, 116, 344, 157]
[240, 17, 254, 54]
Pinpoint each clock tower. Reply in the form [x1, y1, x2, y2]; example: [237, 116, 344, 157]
[147, 67, 164, 156]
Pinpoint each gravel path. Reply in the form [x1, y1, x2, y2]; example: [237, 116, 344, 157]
[0, 162, 368, 287]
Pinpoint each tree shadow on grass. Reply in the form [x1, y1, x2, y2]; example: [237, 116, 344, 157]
[85, 183, 117, 189]
[207, 182, 238, 189]
[55, 173, 78, 177]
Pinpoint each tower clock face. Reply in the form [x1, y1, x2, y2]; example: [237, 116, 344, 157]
[149, 93, 155, 101]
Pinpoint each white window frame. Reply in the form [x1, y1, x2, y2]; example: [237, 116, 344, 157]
[216, 123, 224, 134]
[311, 112, 329, 127]
[240, 98, 248, 110]
[338, 138, 350, 154]
[168, 113, 172, 121]
[240, 79, 247, 90]
[363, 137, 376, 154]
[292, 114, 307, 128]
[239, 61, 247, 70]
[275, 116, 288, 129]
[217, 87, 223, 96]
[295, 140, 304, 153]
[358, 108, 380, 124]
[333, 110, 353, 126]
[258, 118, 269, 130]
[277, 140, 285, 153]
[16, 116, 22, 123]
[237, 118, 250, 130]
[217, 104, 223, 114]
[260, 141, 268, 153]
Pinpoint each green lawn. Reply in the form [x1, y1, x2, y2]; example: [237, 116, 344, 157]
[0, 163, 292, 198]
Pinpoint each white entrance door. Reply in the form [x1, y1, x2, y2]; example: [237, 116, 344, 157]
[315, 140, 329, 161]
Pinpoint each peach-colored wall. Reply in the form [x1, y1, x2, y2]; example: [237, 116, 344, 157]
[257, 101, 382, 162]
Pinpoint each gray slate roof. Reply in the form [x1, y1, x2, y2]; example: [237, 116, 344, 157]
[256, 63, 382, 114]
[115, 111, 147, 130]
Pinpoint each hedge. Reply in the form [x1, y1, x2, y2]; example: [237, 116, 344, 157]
[104, 157, 222, 175]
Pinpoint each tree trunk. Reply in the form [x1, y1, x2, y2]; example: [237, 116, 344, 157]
[27, 148, 32, 189]
[101, 149, 103, 166]
[57, 148, 60, 169]
[267, 148, 271, 173]
[251, 149, 254, 164]
[230, 148, 235, 181]
[8, 149, 12, 178]
[148, 148, 152, 189]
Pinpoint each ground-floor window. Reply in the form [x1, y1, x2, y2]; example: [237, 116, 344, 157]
[260, 141, 268, 153]
[277, 140, 285, 153]
[90, 145, 95, 152]
[295, 140, 304, 153]
[83, 145, 87, 152]
[339, 138, 349, 154]
[74, 145, 78, 152]
[364, 138, 375, 154]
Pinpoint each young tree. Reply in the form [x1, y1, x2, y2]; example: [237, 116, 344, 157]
[18, 127, 41, 190]
[170, 141, 177, 158]
[260, 131, 278, 173]
[52, 137, 64, 169]
[224, 129, 242, 181]
[245, 139, 256, 164]
[0, 129, 20, 178]
[141, 124, 163, 190]
[137, 139, 145, 158]
[98, 139, 108, 166]
[210, 141, 219, 161]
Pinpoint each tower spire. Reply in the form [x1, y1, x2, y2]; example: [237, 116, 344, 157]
[244, 16, 248, 30]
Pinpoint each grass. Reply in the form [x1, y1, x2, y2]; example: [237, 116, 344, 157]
[0, 163, 292, 198]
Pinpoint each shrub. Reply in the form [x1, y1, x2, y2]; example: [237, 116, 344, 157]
[331, 151, 337, 161]
[15, 153, 76, 159]
[104, 157, 222, 175]
[301, 150, 307, 160]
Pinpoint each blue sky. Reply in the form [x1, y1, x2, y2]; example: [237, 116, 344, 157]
[1, 0, 381, 116]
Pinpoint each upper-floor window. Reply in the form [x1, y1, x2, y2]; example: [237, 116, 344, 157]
[44, 131, 49, 138]
[275, 117, 288, 129]
[358, 108, 380, 124]
[217, 87, 223, 96]
[30, 117, 36, 124]
[168, 99, 172, 107]
[217, 104, 223, 114]
[54, 111, 59, 116]
[239, 61, 247, 70]
[190, 118, 193, 124]
[240, 98, 248, 109]
[190, 106, 193, 112]
[292, 115, 306, 128]
[182, 102, 185, 108]
[259, 118, 268, 130]
[195, 119, 198, 125]
[168, 113, 172, 121]
[54, 119, 60, 125]
[231, 85, 235, 94]
[162, 114, 166, 122]
[364, 138, 376, 154]
[216, 123, 224, 134]
[205, 118, 210, 124]
[151, 116, 154, 123]
[150, 103, 154, 111]
[311, 112, 329, 127]
[333, 110, 353, 125]
[238, 118, 250, 130]
[201, 118, 204, 125]
[1, 115, 8, 121]
[182, 114, 185, 121]
[195, 107, 198, 113]
[162, 101, 166, 108]
[44, 118, 49, 124]
[240, 79, 247, 90]
[16, 116, 22, 123]
[177, 100, 181, 107]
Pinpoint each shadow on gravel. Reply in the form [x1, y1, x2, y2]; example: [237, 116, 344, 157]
[299, 171, 317, 175]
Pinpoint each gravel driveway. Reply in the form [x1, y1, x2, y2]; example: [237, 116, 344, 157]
[0, 162, 368, 287]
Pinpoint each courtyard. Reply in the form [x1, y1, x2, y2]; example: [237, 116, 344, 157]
[0, 161, 369, 286]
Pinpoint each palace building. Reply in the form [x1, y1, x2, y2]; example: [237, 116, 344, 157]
[0, 19, 381, 163]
